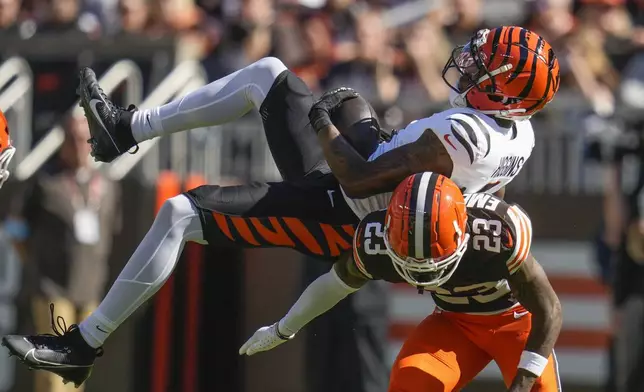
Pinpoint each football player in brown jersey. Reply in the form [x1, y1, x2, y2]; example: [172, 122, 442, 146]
[240, 172, 562, 392]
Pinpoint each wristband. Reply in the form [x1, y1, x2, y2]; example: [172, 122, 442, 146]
[275, 322, 295, 341]
[518, 351, 549, 377]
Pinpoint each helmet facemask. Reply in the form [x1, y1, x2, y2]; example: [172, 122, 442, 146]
[0, 145, 15, 188]
[442, 29, 528, 119]
[384, 218, 470, 289]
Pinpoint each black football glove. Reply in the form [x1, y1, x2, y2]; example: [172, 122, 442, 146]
[308, 87, 360, 133]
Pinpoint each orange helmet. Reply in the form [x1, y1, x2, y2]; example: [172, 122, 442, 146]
[442, 26, 560, 120]
[0, 110, 14, 188]
[384, 172, 469, 288]
[0, 110, 16, 187]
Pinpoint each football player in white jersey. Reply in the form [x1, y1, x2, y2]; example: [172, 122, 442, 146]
[2, 26, 560, 387]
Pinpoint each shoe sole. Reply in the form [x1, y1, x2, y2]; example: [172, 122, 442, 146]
[2, 338, 92, 388]
[76, 70, 118, 163]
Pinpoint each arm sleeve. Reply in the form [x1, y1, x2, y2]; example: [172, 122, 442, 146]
[278, 267, 360, 335]
[505, 205, 534, 275]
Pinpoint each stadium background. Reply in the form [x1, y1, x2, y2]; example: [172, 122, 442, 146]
[0, 0, 641, 390]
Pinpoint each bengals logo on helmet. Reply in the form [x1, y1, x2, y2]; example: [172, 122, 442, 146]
[383, 172, 469, 288]
[442, 26, 560, 120]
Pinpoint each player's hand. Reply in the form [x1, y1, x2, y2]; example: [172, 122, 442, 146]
[238, 323, 294, 356]
[309, 87, 360, 133]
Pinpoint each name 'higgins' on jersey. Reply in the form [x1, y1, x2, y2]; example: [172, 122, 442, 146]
[352, 193, 533, 314]
[341, 107, 535, 219]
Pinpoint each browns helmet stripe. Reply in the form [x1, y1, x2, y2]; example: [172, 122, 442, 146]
[425, 174, 442, 258]
[406, 173, 424, 258]
[450, 124, 475, 164]
[403, 174, 418, 258]
[422, 174, 440, 258]
[506, 28, 529, 84]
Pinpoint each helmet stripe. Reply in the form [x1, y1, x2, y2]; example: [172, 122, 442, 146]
[413, 172, 432, 259]
[506, 28, 529, 84]
[499, 27, 515, 67]
[426, 174, 441, 258]
[406, 173, 423, 258]
[517, 36, 543, 99]
[486, 28, 503, 67]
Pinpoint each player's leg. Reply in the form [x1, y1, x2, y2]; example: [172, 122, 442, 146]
[79, 57, 325, 179]
[486, 308, 562, 391]
[388, 310, 491, 392]
[1, 194, 203, 386]
[1, 177, 358, 386]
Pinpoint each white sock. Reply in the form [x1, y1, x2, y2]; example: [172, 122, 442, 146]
[130, 56, 288, 143]
[79, 195, 205, 348]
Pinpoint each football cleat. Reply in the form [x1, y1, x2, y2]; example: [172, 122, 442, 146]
[77, 67, 138, 163]
[2, 304, 103, 388]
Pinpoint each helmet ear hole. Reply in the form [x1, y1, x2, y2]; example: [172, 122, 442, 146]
[488, 94, 503, 102]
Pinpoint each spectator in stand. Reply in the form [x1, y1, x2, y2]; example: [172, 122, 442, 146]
[324, 8, 400, 126]
[148, 0, 221, 61]
[0, 0, 24, 34]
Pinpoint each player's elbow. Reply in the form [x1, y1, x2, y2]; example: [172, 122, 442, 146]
[536, 293, 563, 332]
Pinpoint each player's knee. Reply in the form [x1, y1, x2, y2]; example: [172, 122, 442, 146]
[157, 194, 197, 224]
[251, 57, 288, 83]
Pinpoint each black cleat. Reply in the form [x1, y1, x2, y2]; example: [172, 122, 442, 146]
[2, 304, 103, 388]
[77, 67, 138, 163]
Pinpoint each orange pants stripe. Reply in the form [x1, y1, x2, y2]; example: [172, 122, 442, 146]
[389, 306, 561, 392]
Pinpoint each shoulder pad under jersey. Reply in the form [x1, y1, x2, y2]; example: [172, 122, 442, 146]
[463, 193, 533, 275]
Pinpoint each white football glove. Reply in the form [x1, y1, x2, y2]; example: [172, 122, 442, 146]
[239, 322, 295, 356]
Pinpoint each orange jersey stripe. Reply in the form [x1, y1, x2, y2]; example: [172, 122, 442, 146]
[342, 224, 356, 237]
[320, 223, 352, 256]
[230, 217, 261, 246]
[506, 206, 532, 274]
[352, 227, 372, 278]
[212, 212, 234, 241]
[250, 217, 295, 247]
[283, 218, 323, 255]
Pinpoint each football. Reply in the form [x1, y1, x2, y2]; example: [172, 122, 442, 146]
[329, 94, 382, 159]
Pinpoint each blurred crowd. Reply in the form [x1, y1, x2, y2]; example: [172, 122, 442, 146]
[1, 0, 644, 128]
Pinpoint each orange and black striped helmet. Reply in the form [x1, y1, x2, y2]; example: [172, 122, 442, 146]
[0, 110, 14, 188]
[442, 26, 560, 120]
[384, 172, 469, 288]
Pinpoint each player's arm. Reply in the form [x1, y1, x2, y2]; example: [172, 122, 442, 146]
[239, 253, 369, 356]
[317, 124, 453, 198]
[309, 88, 453, 198]
[506, 254, 562, 392]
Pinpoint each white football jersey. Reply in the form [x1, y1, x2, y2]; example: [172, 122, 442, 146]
[341, 107, 535, 219]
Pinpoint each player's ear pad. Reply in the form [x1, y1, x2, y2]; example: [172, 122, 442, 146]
[329, 94, 382, 160]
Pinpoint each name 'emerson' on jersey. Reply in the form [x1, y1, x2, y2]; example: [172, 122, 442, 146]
[340, 107, 535, 219]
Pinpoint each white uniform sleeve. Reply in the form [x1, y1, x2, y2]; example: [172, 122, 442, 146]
[432, 111, 491, 165]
